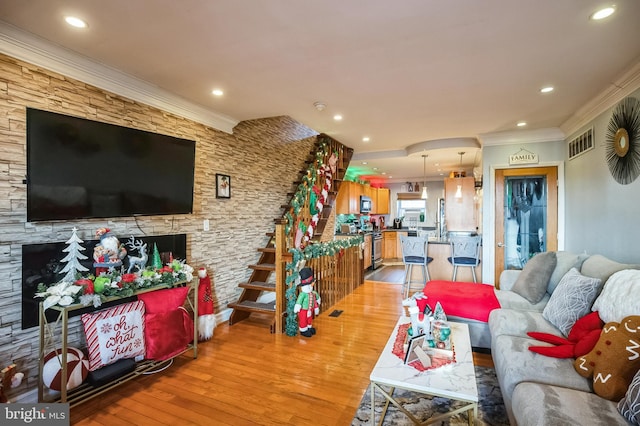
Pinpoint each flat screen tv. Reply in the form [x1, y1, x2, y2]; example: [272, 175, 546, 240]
[26, 108, 196, 222]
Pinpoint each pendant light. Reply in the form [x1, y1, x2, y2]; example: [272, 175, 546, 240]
[421, 154, 428, 199]
[455, 152, 465, 198]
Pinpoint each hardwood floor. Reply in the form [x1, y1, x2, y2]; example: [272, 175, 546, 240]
[71, 280, 492, 425]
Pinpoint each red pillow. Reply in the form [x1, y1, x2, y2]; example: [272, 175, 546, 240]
[144, 308, 194, 361]
[137, 287, 194, 360]
[137, 287, 189, 314]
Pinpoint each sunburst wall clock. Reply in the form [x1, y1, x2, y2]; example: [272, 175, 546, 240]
[605, 96, 640, 184]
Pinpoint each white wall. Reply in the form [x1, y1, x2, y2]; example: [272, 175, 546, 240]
[564, 88, 640, 263]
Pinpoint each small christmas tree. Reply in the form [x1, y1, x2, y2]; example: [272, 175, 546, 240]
[59, 227, 89, 282]
[151, 243, 162, 269]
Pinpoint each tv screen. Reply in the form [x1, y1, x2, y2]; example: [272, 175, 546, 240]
[26, 108, 195, 221]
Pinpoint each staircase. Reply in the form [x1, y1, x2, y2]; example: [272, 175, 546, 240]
[228, 134, 353, 331]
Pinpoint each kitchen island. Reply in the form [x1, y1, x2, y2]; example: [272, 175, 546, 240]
[381, 229, 482, 284]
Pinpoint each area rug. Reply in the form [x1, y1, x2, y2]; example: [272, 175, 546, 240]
[351, 366, 508, 425]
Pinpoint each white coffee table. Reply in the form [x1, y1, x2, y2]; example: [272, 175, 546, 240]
[369, 317, 478, 425]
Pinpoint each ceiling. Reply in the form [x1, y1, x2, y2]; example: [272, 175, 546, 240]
[1, 1, 640, 183]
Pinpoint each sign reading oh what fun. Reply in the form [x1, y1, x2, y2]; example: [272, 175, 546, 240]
[509, 148, 538, 165]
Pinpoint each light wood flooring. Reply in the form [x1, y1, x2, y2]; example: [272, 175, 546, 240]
[71, 279, 492, 425]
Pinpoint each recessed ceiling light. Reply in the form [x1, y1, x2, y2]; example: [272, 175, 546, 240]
[362, 137, 370, 142]
[65, 16, 87, 28]
[540, 86, 554, 94]
[211, 89, 224, 96]
[361, 161, 368, 165]
[381, 172, 386, 175]
[333, 114, 343, 121]
[517, 121, 527, 127]
[373, 167, 378, 170]
[590, 6, 615, 20]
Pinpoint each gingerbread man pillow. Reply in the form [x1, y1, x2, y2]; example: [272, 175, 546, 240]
[574, 315, 640, 401]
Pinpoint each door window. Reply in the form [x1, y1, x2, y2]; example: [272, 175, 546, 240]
[504, 176, 547, 269]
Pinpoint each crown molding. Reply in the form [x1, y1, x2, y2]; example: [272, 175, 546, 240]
[478, 127, 565, 146]
[560, 59, 640, 137]
[0, 22, 238, 134]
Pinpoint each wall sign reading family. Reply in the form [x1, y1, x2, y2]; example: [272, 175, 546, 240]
[216, 174, 231, 198]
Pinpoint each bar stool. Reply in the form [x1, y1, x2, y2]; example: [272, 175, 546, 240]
[400, 235, 433, 298]
[447, 234, 481, 282]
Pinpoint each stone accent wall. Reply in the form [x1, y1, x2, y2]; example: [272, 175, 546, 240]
[0, 53, 317, 400]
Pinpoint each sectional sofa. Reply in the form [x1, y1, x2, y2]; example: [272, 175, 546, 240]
[488, 252, 640, 425]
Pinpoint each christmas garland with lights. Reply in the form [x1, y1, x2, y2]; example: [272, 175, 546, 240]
[283, 135, 339, 244]
[284, 235, 363, 336]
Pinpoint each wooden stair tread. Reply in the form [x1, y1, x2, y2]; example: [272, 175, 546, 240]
[249, 263, 275, 271]
[239, 281, 276, 291]
[228, 300, 275, 314]
[258, 247, 275, 253]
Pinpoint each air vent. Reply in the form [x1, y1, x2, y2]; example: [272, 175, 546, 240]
[568, 127, 594, 160]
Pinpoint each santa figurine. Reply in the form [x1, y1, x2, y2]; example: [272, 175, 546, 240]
[92, 228, 127, 274]
[197, 267, 216, 340]
[294, 267, 321, 338]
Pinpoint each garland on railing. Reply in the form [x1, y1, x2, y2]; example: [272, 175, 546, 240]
[284, 235, 363, 336]
[283, 136, 339, 248]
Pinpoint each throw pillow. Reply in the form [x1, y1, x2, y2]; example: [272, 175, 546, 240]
[542, 268, 601, 336]
[618, 369, 640, 425]
[81, 301, 146, 371]
[575, 315, 640, 401]
[137, 287, 194, 361]
[511, 251, 557, 304]
[144, 308, 194, 361]
[591, 269, 640, 324]
[137, 286, 189, 314]
[547, 251, 589, 294]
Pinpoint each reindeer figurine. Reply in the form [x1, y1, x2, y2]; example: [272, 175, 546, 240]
[126, 236, 148, 273]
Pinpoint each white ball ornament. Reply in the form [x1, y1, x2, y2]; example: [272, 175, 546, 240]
[42, 347, 89, 391]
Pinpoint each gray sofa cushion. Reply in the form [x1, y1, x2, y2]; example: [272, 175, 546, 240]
[513, 382, 628, 426]
[580, 254, 640, 285]
[511, 251, 557, 303]
[548, 251, 589, 294]
[494, 289, 549, 312]
[489, 308, 559, 340]
[542, 268, 601, 336]
[492, 334, 592, 423]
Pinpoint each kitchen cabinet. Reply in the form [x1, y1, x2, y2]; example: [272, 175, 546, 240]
[363, 185, 376, 212]
[336, 181, 362, 214]
[445, 177, 477, 232]
[376, 188, 390, 214]
[363, 234, 372, 269]
[383, 232, 395, 259]
[336, 182, 390, 215]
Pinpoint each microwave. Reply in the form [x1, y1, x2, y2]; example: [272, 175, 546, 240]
[360, 195, 372, 213]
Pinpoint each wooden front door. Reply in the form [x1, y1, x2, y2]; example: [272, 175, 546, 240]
[494, 167, 558, 284]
